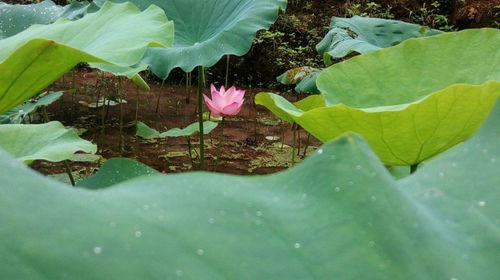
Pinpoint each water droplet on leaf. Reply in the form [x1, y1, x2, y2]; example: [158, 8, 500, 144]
[93, 247, 102, 254]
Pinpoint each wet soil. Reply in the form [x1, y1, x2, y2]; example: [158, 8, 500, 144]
[32, 70, 320, 179]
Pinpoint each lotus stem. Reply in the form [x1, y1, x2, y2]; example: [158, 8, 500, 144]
[225, 55, 230, 88]
[197, 66, 206, 170]
[70, 69, 76, 122]
[186, 136, 195, 169]
[118, 77, 124, 153]
[95, 72, 101, 112]
[175, 100, 181, 116]
[42, 106, 49, 123]
[280, 125, 285, 150]
[297, 126, 301, 156]
[155, 80, 165, 113]
[71, 69, 76, 102]
[185, 71, 193, 104]
[135, 85, 140, 122]
[215, 117, 225, 171]
[253, 99, 258, 140]
[188, 71, 192, 104]
[64, 160, 75, 186]
[100, 102, 106, 132]
[185, 72, 189, 104]
[292, 123, 297, 166]
[72, 69, 76, 87]
[101, 97, 107, 133]
[410, 164, 418, 174]
[302, 133, 311, 158]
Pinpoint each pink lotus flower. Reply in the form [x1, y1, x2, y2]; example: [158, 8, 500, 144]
[203, 84, 245, 117]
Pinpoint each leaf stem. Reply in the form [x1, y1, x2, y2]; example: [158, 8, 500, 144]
[186, 136, 195, 169]
[155, 79, 165, 113]
[64, 160, 75, 186]
[118, 77, 124, 153]
[197, 66, 206, 170]
[292, 123, 296, 166]
[42, 106, 49, 123]
[302, 133, 311, 158]
[135, 85, 140, 122]
[410, 164, 418, 174]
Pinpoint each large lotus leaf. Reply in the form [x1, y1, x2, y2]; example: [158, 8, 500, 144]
[0, 0, 153, 85]
[95, 0, 286, 78]
[316, 16, 443, 61]
[78, 158, 159, 190]
[0, 0, 90, 39]
[258, 29, 500, 165]
[0, 1, 174, 114]
[259, 81, 500, 165]
[0, 100, 499, 279]
[318, 29, 500, 107]
[277, 66, 321, 94]
[0, 121, 96, 164]
[0, 91, 63, 124]
[255, 93, 325, 123]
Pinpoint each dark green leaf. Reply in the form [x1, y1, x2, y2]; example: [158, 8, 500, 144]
[95, 0, 286, 78]
[0, 91, 63, 124]
[78, 158, 159, 190]
[317, 16, 443, 60]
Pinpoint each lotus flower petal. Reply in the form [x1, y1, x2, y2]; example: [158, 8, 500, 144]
[203, 94, 222, 116]
[222, 102, 243, 116]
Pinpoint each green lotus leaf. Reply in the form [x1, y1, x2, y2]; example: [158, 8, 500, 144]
[258, 29, 500, 165]
[255, 93, 325, 123]
[0, 91, 63, 124]
[316, 16, 443, 62]
[160, 121, 218, 137]
[388, 166, 410, 179]
[0, 121, 96, 164]
[95, 0, 286, 78]
[0, 0, 141, 84]
[135, 121, 160, 139]
[78, 158, 159, 190]
[0, 0, 90, 39]
[136, 121, 218, 139]
[277, 66, 317, 85]
[0, 1, 174, 114]
[1, 101, 499, 279]
[277, 66, 321, 94]
[295, 71, 320, 94]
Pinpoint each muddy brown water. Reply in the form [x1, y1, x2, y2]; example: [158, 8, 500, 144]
[32, 71, 320, 178]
